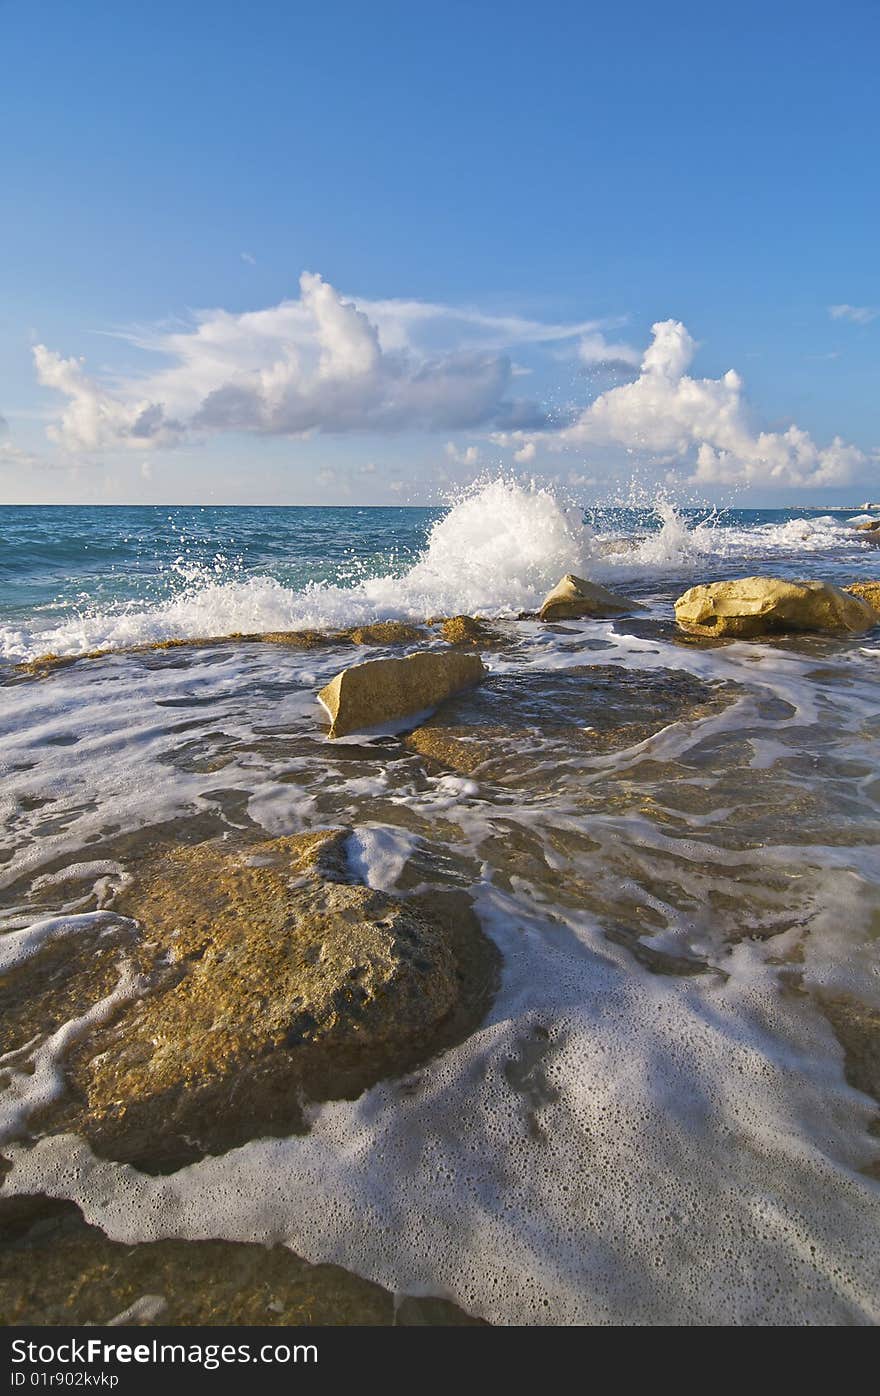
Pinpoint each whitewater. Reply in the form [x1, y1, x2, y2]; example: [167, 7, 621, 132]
[0, 481, 876, 661]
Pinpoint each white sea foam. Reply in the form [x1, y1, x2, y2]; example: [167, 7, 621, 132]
[0, 481, 868, 661]
[346, 826, 421, 891]
[0, 960, 142, 1145]
[4, 873, 878, 1324]
[0, 911, 137, 974]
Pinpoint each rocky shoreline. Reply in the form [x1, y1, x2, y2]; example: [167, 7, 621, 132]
[2, 567, 879, 1323]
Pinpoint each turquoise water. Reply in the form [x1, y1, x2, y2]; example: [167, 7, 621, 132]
[1, 499, 876, 657]
[0, 505, 436, 622]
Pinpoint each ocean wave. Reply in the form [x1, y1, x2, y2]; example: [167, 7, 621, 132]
[0, 482, 869, 661]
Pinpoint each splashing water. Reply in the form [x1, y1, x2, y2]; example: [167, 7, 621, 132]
[0, 480, 871, 661]
[0, 480, 595, 659]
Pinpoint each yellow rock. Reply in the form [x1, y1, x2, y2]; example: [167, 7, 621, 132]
[674, 576, 876, 638]
[318, 650, 486, 738]
[845, 581, 880, 614]
[539, 574, 640, 621]
[341, 621, 425, 646]
[439, 615, 506, 647]
[854, 520, 880, 532]
[8, 831, 498, 1170]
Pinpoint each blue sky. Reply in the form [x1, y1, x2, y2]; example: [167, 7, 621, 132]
[1, 0, 877, 505]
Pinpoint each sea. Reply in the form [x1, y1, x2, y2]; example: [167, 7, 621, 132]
[1, 479, 879, 1324]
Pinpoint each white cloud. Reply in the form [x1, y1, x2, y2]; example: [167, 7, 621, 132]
[445, 441, 481, 466]
[240, 252, 257, 265]
[33, 344, 181, 451]
[34, 273, 611, 453]
[30, 282, 869, 494]
[577, 332, 640, 371]
[498, 319, 864, 489]
[0, 436, 64, 473]
[828, 304, 878, 325]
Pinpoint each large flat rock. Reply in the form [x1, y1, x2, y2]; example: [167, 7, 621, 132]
[405, 665, 736, 786]
[3, 830, 498, 1171]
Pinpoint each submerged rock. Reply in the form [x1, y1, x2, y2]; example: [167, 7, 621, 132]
[405, 665, 736, 783]
[539, 574, 640, 622]
[674, 576, 876, 638]
[7, 831, 498, 1170]
[0, 1197, 484, 1325]
[440, 615, 507, 647]
[845, 581, 880, 614]
[318, 651, 486, 739]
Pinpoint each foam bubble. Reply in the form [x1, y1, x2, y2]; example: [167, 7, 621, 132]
[0, 911, 137, 974]
[346, 826, 421, 891]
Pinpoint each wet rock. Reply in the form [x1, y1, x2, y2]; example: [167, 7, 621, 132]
[854, 520, 880, 532]
[818, 994, 880, 1179]
[258, 629, 332, 649]
[7, 831, 498, 1171]
[0, 1197, 484, 1325]
[845, 581, 880, 614]
[674, 576, 876, 638]
[439, 615, 507, 647]
[318, 651, 486, 739]
[340, 621, 426, 646]
[405, 665, 736, 783]
[539, 574, 641, 622]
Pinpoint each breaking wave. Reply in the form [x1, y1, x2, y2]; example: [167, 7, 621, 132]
[0, 479, 869, 661]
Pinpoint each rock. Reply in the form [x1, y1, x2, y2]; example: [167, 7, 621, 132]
[674, 577, 876, 638]
[259, 629, 332, 649]
[318, 651, 486, 739]
[855, 520, 880, 532]
[0, 1197, 483, 1325]
[341, 621, 426, 646]
[539, 574, 641, 622]
[405, 666, 737, 784]
[817, 993, 880, 1181]
[440, 615, 506, 647]
[7, 831, 498, 1170]
[845, 581, 880, 614]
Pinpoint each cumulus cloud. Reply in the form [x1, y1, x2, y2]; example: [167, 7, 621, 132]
[577, 332, 640, 372]
[33, 344, 184, 451]
[828, 304, 878, 325]
[34, 273, 607, 452]
[445, 441, 481, 466]
[31, 280, 867, 492]
[498, 320, 864, 489]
